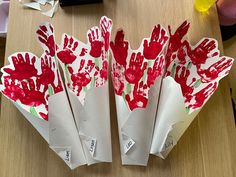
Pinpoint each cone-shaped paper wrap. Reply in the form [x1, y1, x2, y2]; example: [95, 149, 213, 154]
[110, 25, 169, 165]
[0, 23, 87, 169]
[56, 16, 113, 165]
[150, 21, 234, 158]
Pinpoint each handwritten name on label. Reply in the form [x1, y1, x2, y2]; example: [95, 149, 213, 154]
[158, 135, 176, 158]
[89, 139, 97, 157]
[64, 150, 71, 162]
[124, 138, 135, 154]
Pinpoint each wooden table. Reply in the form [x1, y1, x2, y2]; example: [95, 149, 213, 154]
[0, 0, 235, 177]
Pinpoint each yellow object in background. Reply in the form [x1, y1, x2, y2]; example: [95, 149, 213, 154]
[195, 0, 216, 12]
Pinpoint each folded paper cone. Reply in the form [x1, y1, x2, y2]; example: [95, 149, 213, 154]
[67, 85, 112, 165]
[14, 103, 49, 142]
[150, 76, 200, 158]
[115, 78, 161, 166]
[48, 91, 87, 169]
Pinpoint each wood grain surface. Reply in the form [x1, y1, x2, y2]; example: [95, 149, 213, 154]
[0, 0, 235, 177]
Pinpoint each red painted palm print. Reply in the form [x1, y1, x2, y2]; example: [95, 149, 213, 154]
[111, 25, 168, 111]
[0, 23, 63, 120]
[166, 22, 234, 112]
[56, 16, 112, 103]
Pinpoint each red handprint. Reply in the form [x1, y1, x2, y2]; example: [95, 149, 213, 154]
[188, 38, 218, 66]
[147, 55, 165, 87]
[188, 82, 217, 109]
[197, 57, 233, 83]
[3, 53, 38, 80]
[57, 34, 78, 64]
[88, 27, 103, 58]
[36, 24, 55, 56]
[110, 30, 129, 67]
[124, 52, 147, 84]
[125, 81, 148, 111]
[165, 21, 190, 68]
[37, 55, 55, 87]
[111, 62, 124, 96]
[174, 65, 194, 100]
[100, 60, 109, 81]
[1, 76, 24, 101]
[68, 59, 95, 96]
[143, 25, 168, 60]
[100, 16, 112, 52]
[20, 79, 47, 107]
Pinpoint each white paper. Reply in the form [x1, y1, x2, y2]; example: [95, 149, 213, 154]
[150, 76, 199, 158]
[67, 85, 112, 165]
[23, 2, 41, 11]
[41, 0, 58, 18]
[116, 78, 161, 166]
[14, 102, 49, 142]
[48, 91, 87, 169]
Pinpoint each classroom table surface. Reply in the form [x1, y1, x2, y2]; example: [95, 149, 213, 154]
[0, 0, 235, 177]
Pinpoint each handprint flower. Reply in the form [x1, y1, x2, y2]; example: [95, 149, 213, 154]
[36, 23, 56, 56]
[68, 59, 95, 96]
[88, 26, 103, 58]
[125, 81, 148, 111]
[143, 24, 168, 60]
[57, 34, 78, 64]
[197, 57, 233, 83]
[110, 30, 129, 67]
[3, 53, 38, 80]
[124, 52, 147, 84]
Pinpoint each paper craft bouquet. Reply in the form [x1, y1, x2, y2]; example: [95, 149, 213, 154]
[0, 16, 113, 169]
[110, 21, 234, 165]
[0, 16, 234, 168]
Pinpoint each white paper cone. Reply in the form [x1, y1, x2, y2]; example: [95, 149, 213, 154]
[116, 78, 161, 166]
[150, 76, 199, 158]
[48, 91, 87, 169]
[14, 103, 49, 142]
[67, 85, 112, 165]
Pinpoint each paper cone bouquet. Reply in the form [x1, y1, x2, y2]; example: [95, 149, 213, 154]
[0, 17, 234, 168]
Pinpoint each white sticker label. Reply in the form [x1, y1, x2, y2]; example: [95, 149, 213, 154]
[89, 139, 97, 157]
[124, 138, 135, 154]
[160, 135, 176, 158]
[56, 148, 71, 164]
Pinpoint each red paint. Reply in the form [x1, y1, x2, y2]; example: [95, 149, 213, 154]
[3, 53, 38, 80]
[57, 35, 78, 64]
[79, 48, 87, 56]
[20, 79, 47, 107]
[88, 28, 103, 58]
[143, 25, 168, 60]
[37, 55, 55, 87]
[2, 76, 24, 101]
[124, 52, 147, 84]
[165, 21, 190, 68]
[188, 38, 217, 65]
[39, 112, 48, 121]
[100, 60, 108, 80]
[125, 81, 148, 110]
[110, 30, 128, 67]
[111, 63, 124, 95]
[177, 45, 187, 65]
[36, 25, 55, 56]
[147, 55, 164, 87]
[197, 57, 233, 83]
[68, 59, 94, 96]
[174, 65, 194, 98]
[189, 82, 217, 109]
[100, 17, 112, 52]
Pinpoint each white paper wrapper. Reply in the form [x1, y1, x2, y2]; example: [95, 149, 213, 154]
[48, 91, 87, 169]
[14, 102, 49, 142]
[150, 76, 200, 158]
[67, 84, 112, 165]
[115, 78, 161, 166]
